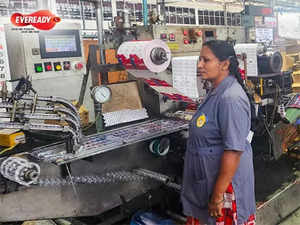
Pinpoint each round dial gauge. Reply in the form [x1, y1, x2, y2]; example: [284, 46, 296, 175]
[91, 86, 112, 103]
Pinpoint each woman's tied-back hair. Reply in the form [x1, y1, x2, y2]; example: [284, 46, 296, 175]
[202, 40, 258, 130]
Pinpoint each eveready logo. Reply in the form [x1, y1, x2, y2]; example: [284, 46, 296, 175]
[11, 10, 61, 30]
[15, 16, 51, 24]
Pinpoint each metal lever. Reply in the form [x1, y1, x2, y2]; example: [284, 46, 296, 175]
[133, 168, 181, 192]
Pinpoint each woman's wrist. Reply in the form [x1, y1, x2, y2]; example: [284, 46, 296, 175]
[209, 198, 225, 206]
[209, 198, 224, 205]
[210, 193, 224, 204]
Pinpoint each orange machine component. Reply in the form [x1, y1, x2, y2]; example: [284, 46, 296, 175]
[108, 70, 128, 84]
[105, 49, 119, 64]
[83, 40, 128, 85]
[83, 40, 118, 64]
[103, 50, 128, 84]
[98, 70, 128, 85]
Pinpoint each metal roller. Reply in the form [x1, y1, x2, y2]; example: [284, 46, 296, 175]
[0, 156, 40, 186]
[150, 47, 168, 65]
[117, 39, 171, 73]
[258, 51, 283, 74]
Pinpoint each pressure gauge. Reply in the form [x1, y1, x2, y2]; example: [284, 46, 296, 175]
[91, 86, 112, 103]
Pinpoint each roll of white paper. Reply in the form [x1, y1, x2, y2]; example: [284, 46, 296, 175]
[117, 39, 171, 73]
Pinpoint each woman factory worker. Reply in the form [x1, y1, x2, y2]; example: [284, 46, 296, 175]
[181, 40, 256, 225]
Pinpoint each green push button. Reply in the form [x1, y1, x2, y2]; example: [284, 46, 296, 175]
[34, 63, 43, 73]
[36, 66, 43, 72]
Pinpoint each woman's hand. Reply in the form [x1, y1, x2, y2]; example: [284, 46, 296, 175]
[209, 150, 242, 218]
[208, 194, 224, 218]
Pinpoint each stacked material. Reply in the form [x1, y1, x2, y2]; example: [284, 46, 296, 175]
[103, 108, 149, 127]
[172, 56, 206, 99]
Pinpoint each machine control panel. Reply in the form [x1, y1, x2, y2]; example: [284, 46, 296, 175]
[33, 60, 84, 73]
[4, 23, 87, 107]
[152, 25, 204, 56]
[4, 24, 86, 81]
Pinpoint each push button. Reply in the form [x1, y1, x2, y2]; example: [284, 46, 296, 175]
[53, 62, 62, 71]
[75, 62, 83, 70]
[196, 30, 202, 37]
[44, 62, 52, 71]
[169, 33, 175, 41]
[160, 33, 167, 40]
[34, 63, 43, 73]
[63, 61, 71, 70]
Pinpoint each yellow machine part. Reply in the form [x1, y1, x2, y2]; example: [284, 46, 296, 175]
[78, 104, 89, 127]
[292, 72, 300, 83]
[281, 52, 295, 72]
[0, 129, 25, 147]
[71, 101, 89, 127]
[45, 102, 89, 128]
[292, 83, 300, 93]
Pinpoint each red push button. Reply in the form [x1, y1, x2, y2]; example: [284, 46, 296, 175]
[184, 39, 189, 45]
[44, 62, 52, 72]
[75, 62, 83, 70]
[183, 30, 188, 36]
[169, 33, 175, 41]
[196, 31, 202, 37]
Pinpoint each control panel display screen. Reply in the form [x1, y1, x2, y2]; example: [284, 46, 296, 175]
[45, 35, 77, 53]
[39, 30, 82, 58]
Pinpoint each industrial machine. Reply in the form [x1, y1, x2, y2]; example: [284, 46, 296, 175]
[234, 43, 292, 99]
[0, 15, 193, 223]
[0, 81, 188, 223]
[234, 43, 296, 159]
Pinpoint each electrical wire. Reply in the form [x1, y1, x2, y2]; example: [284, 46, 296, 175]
[268, 84, 280, 128]
[263, 117, 274, 159]
[263, 84, 280, 159]
[0, 144, 18, 155]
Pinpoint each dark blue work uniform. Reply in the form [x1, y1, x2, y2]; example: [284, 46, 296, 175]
[181, 75, 256, 225]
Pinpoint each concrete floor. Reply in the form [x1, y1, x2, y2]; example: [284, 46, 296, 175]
[279, 207, 300, 225]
